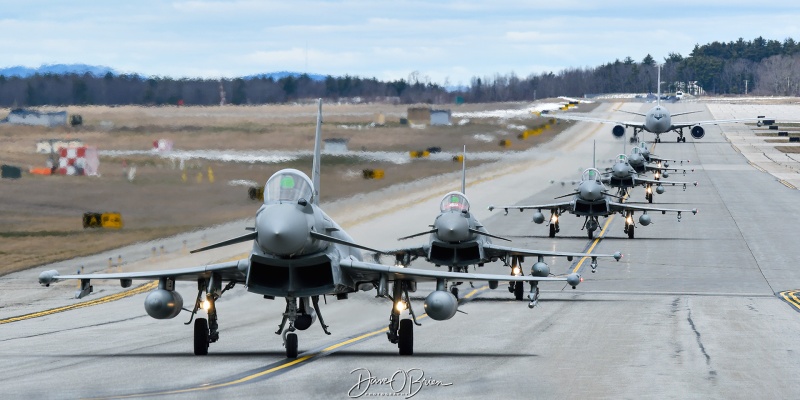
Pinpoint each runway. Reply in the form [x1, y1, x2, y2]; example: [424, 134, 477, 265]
[2, 101, 800, 399]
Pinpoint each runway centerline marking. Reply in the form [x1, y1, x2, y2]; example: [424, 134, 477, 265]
[87, 286, 489, 400]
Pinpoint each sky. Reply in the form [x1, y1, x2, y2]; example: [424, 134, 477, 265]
[2, 1, 800, 85]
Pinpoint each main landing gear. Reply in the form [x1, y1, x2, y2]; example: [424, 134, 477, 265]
[187, 276, 236, 356]
[275, 296, 332, 358]
[548, 212, 560, 238]
[385, 281, 419, 356]
[623, 212, 635, 239]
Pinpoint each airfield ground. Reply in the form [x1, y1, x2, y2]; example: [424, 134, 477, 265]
[0, 100, 594, 275]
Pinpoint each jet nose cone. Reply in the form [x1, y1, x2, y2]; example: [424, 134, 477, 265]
[256, 204, 309, 256]
[436, 212, 471, 243]
[612, 164, 627, 178]
[580, 183, 603, 201]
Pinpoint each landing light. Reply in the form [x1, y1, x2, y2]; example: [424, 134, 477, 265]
[395, 300, 408, 312]
[551, 215, 558, 223]
[202, 299, 211, 311]
[512, 266, 521, 276]
[646, 187, 652, 194]
[626, 216, 633, 224]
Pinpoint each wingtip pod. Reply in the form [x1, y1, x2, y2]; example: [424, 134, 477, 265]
[488, 205, 495, 211]
[566, 273, 582, 289]
[613, 252, 622, 261]
[39, 270, 60, 286]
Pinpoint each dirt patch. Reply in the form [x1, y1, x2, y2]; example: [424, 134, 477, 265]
[0, 101, 599, 275]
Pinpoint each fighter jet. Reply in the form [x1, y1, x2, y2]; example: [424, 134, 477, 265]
[551, 65, 763, 143]
[489, 167, 697, 239]
[38, 100, 589, 358]
[381, 147, 622, 301]
[603, 153, 697, 203]
[627, 144, 690, 176]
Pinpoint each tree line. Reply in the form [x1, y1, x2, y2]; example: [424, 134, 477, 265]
[1, 36, 798, 107]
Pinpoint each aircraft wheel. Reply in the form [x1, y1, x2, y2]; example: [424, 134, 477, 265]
[514, 281, 524, 300]
[647, 193, 653, 203]
[548, 224, 556, 238]
[628, 224, 635, 239]
[398, 319, 413, 355]
[450, 286, 459, 299]
[286, 333, 298, 358]
[587, 229, 594, 239]
[194, 318, 209, 356]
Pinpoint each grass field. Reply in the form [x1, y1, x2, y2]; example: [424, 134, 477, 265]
[0, 100, 596, 275]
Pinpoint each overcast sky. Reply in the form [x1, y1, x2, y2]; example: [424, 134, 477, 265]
[2, 1, 800, 85]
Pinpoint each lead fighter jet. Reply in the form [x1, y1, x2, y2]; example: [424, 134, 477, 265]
[382, 147, 622, 301]
[39, 100, 588, 358]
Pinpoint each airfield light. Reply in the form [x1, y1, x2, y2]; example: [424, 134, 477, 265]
[202, 299, 211, 311]
[395, 300, 408, 312]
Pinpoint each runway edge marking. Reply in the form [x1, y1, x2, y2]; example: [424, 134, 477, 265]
[0, 281, 157, 325]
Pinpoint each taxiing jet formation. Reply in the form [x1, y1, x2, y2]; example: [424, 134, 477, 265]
[380, 147, 621, 302]
[551, 65, 764, 143]
[489, 166, 697, 239]
[39, 100, 606, 359]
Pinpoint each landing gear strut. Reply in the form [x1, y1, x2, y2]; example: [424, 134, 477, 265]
[187, 276, 234, 356]
[387, 281, 418, 356]
[275, 296, 332, 358]
[548, 211, 560, 238]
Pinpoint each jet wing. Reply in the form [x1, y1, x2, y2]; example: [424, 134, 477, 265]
[670, 117, 762, 130]
[488, 200, 573, 214]
[550, 114, 644, 130]
[482, 242, 622, 261]
[608, 201, 697, 215]
[39, 259, 249, 285]
[340, 258, 574, 283]
[634, 176, 697, 188]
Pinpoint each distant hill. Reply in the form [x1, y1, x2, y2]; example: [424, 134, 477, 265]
[0, 63, 117, 77]
[0, 64, 328, 81]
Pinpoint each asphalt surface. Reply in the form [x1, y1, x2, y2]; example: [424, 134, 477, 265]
[2, 101, 800, 399]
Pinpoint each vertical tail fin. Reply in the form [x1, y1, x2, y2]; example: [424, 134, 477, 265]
[593, 140, 596, 169]
[656, 64, 662, 107]
[461, 145, 467, 194]
[311, 99, 322, 205]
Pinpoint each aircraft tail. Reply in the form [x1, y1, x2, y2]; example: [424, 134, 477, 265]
[593, 140, 596, 169]
[656, 64, 662, 107]
[312, 99, 322, 205]
[461, 145, 466, 194]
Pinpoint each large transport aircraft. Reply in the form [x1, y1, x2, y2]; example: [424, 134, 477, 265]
[552, 65, 765, 143]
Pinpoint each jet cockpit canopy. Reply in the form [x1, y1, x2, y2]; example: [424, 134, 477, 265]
[582, 168, 602, 183]
[440, 192, 470, 213]
[264, 169, 314, 204]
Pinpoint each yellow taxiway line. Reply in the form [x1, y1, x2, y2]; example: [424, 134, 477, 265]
[778, 290, 800, 312]
[0, 281, 157, 325]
